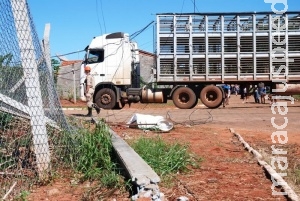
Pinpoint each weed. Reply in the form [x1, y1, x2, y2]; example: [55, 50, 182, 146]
[68, 122, 122, 188]
[130, 137, 202, 176]
[294, 169, 300, 184]
[15, 190, 30, 201]
[67, 88, 74, 101]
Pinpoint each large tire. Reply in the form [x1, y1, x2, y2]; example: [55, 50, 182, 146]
[200, 85, 223, 108]
[94, 88, 116, 109]
[172, 87, 197, 109]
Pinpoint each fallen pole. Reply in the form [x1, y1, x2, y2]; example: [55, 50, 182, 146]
[109, 128, 164, 200]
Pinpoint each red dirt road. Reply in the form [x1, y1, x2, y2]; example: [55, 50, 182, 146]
[28, 96, 300, 200]
[112, 124, 288, 200]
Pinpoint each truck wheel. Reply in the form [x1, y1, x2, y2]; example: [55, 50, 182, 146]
[172, 87, 197, 109]
[200, 85, 223, 108]
[95, 88, 116, 109]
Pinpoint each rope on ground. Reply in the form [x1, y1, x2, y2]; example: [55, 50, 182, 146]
[229, 128, 299, 201]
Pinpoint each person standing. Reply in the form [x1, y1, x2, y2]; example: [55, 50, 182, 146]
[84, 66, 100, 117]
[260, 87, 267, 104]
[234, 84, 239, 96]
[253, 85, 260, 103]
[258, 82, 266, 104]
[222, 84, 230, 107]
[241, 86, 248, 103]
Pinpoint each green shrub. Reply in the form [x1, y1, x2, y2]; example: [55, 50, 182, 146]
[130, 137, 201, 176]
[69, 122, 121, 187]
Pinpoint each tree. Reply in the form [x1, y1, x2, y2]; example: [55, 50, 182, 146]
[51, 58, 60, 84]
[0, 53, 13, 67]
[51, 58, 60, 71]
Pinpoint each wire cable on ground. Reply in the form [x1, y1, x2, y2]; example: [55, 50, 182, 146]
[102, 107, 214, 130]
[166, 109, 213, 126]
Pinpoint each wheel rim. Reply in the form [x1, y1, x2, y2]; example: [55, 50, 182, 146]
[101, 94, 112, 105]
[178, 92, 190, 104]
[206, 91, 217, 102]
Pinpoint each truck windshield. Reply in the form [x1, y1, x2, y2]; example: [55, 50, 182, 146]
[86, 49, 104, 64]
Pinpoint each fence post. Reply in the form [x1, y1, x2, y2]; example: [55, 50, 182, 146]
[11, 0, 50, 179]
[72, 64, 77, 104]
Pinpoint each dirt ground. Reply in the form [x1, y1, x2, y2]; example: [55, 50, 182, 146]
[28, 95, 300, 201]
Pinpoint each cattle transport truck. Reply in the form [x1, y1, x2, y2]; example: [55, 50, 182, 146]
[80, 11, 300, 109]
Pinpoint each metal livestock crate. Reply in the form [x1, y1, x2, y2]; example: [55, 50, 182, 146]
[156, 12, 300, 83]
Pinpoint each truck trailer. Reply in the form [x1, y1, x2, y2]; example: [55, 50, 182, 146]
[80, 11, 300, 109]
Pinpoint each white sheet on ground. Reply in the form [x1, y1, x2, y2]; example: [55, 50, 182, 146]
[127, 113, 173, 132]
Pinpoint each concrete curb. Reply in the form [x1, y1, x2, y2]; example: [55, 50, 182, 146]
[229, 128, 299, 201]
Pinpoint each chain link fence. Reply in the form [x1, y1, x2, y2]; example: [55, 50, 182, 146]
[0, 0, 74, 199]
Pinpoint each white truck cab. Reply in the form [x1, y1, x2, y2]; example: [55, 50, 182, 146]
[80, 32, 139, 106]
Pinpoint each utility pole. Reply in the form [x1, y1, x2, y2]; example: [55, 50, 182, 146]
[72, 64, 76, 104]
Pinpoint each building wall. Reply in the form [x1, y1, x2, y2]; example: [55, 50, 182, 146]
[56, 62, 81, 100]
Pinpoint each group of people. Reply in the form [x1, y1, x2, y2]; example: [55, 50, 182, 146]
[221, 84, 240, 107]
[242, 82, 272, 104]
[254, 84, 267, 104]
[222, 82, 277, 107]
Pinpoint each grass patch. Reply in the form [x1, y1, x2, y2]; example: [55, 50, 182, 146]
[129, 137, 201, 176]
[67, 122, 122, 188]
[15, 190, 30, 201]
[66, 125, 202, 198]
[292, 95, 300, 101]
[25, 120, 201, 199]
[293, 167, 300, 185]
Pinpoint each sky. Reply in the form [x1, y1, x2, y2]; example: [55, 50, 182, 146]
[27, 0, 300, 61]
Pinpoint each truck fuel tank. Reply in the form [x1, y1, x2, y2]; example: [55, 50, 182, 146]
[141, 87, 164, 103]
[273, 84, 300, 95]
